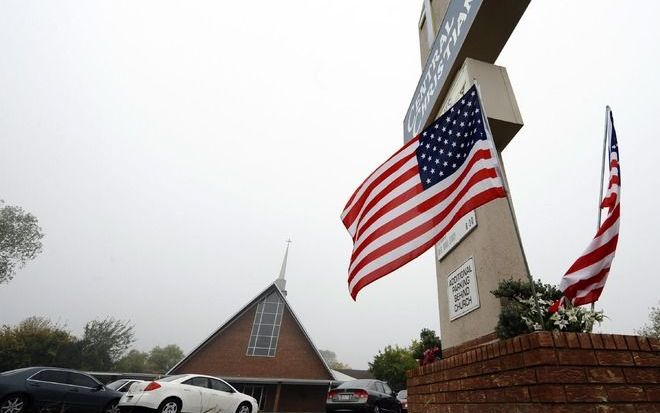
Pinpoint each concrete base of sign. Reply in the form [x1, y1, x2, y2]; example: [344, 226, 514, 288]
[435, 197, 529, 349]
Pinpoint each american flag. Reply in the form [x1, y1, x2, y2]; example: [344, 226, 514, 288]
[557, 107, 620, 307]
[341, 85, 506, 299]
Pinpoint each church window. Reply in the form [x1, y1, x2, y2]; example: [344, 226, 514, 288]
[247, 291, 284, 356]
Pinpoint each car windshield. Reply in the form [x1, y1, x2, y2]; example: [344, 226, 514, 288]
[336, 379, 373, 389]
[106, 380, 129, 390]
[397, 390, 407, 398]
[158, 375, 187, 382]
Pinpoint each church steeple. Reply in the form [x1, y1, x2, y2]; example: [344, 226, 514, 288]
[274, 239, 291, 296]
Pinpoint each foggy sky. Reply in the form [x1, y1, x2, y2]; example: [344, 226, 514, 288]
[1, 1, 659, 369]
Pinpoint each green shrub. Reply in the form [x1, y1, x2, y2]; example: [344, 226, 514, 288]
[410, 328, 441, 360]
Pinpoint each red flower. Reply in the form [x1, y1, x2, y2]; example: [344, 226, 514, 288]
[421, 347, 441, 366]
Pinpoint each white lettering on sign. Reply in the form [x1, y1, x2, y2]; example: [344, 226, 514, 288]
[436, 210, 477, 261]
[404, 0, 482, 142]
[447, 257, 480, 321]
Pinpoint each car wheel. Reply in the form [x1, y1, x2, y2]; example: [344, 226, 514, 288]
[0, 394, 27, 413]
[104, 400, 120, 413]
[236, 402, 251, 413]
[157, 398, 181, 413]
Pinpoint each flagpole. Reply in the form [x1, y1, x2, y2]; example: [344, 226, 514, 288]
[590, 106, 611, 316]
[473, 81, 545, 330]
[597, 106, 611, 229]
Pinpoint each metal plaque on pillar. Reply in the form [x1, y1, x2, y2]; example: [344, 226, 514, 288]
[436, 211, 477, 261]
[447, 257, 480, 321]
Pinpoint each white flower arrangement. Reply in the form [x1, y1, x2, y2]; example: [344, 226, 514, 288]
[516, 293, 604, 332]
[492, 278, 606, 339]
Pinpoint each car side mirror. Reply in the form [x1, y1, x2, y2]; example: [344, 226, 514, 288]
[93, 384, 105, 392]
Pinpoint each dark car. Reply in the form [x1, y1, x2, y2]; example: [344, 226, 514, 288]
[326, 379, 401, 413]
[0, 367, 123, 413]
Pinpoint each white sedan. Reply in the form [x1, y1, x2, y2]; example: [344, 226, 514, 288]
[118, 374, 258, 413]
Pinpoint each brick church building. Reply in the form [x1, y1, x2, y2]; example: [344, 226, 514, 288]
[168, 245, 338, 412]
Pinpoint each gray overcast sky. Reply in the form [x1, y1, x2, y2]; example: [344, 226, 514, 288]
[1, 1, 659, 370]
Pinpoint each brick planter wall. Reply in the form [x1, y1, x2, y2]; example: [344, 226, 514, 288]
[406, 331, 660, 412]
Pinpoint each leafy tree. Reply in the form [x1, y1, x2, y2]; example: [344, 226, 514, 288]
[114, 349, 150, 372]
[114, 345, 184, 373]
[148, 345, 184, 373]
[80, 318, 134, 371]
[0, 317, 79, 371]
[0, 200, 44, 284]
[0, 317, 143, 372]
[411, 328, 442, 360]
[368, 345, 417, 392]
[319, 349, 349, 369]
[636, 303, 660, 338]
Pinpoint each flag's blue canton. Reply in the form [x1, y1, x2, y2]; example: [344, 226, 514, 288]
[416, 86, 487, 190]
[609, 111, 620, 180]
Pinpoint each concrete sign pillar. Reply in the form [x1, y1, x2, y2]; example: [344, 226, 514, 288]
[406, 0, 531, 351]
[435, 58, 529, 349]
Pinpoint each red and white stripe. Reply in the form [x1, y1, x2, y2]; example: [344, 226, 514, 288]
[558, 118, 620, 307]
[341, 137, 506, 300]
[600, 154, 620, 212]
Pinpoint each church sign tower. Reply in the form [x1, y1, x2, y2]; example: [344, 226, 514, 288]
[403, 3, 660, 413]
[407, 0, 531, 351]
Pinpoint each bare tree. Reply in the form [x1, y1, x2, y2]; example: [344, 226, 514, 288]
[636, 303, 660, 338]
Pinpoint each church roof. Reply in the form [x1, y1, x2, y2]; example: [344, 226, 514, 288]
[167, 281, 334, 379]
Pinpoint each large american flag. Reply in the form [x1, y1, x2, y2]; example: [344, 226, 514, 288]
[341, 85, 506, 299]
[557, 108, 620, 307]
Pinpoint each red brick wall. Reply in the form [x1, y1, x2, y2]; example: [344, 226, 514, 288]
[172, 304, 332, 380]
[407, 332, 660, 412]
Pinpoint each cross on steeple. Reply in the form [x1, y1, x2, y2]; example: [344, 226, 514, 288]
[274, 239, 291, 295]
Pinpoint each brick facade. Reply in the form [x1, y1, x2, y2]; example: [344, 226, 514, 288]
[171, 304, 331, 380]
[407, 331, 660, 412]
[170, 284, 333, 412]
